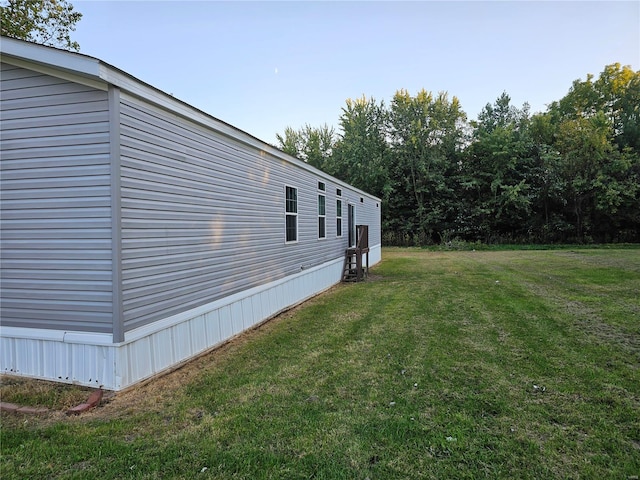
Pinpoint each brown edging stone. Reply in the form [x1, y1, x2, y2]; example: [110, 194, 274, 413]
[0, 402, 49, 415]
[0, 389, 103, 416]
[0, 402, 21, 414]
[66, 389, 103, 415]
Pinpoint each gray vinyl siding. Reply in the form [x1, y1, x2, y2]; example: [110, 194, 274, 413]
[119, 93, 379, 332]
[0, 63, 113, 332]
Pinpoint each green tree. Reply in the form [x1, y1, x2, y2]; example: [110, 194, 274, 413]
[276, 123, 336, 171]
[1, 0, 82, 51]
[528, 113, 570, 241]
[545, 64, 640, 241]
[555, 63, 640, 151]
[461, 93, 534, 241]
[388, 89, 467, 242]
[275, 126, 303, 158]
[553, 112, 640, 242]
[330, 95, 390, 201]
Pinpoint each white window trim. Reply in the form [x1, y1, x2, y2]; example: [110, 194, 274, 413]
[285, 185, 298, 244]
[318, 193, 326, 240]
[336, 198, 343, 238]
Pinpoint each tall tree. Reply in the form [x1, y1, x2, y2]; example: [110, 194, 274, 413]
[276, 123, 336, 171]
[330, 95, 390, 201]
[545, 64, 640, 241]
[1, 0, 82, 51]
[457, 93, 535, 241]
[388, 89, 466, 241]
[555, 63, 640, 151]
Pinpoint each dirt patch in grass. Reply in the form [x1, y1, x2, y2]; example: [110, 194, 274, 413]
[0, 376, 93, 411]
[520, 276, 640, 359]
[565, 300, 640, 356]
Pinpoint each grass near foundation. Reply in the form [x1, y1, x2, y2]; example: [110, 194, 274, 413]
[1, 248, 639, 479]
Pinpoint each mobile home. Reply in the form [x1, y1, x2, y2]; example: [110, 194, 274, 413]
[0, 37, 381, 390]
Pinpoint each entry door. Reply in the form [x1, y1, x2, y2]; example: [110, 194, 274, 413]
[348, 204, 356, 248]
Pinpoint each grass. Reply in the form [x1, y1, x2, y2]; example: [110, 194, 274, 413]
[1, 248, 639, 479]
[0, 377, 93, 411]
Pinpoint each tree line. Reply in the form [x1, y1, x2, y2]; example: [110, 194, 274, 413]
[2, 3, 638, 245]
[277, 64, 640, 245]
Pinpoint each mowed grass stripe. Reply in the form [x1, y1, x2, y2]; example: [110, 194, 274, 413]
[1, 248, 639, 479]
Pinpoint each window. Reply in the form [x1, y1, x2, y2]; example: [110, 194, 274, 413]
[336, 188, 342, 197]
[285, 186, 297, 243]
[318, 181, 326, 191]
[348, 203, 356, 247]
[318, 194, 326, 239]
[336, 199, 342, 237]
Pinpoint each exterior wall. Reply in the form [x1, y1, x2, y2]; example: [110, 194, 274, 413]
[0, 63, 113, 333]
[118, 93, 382, 333]
[1, 250, 379, 390]
[0, 41, 382, 390]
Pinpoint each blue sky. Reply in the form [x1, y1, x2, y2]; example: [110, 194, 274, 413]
[73, 1, 639, 144]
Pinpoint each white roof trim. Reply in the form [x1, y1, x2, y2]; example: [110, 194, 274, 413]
[0, 37, 381, 202]
[1, 35, 101, 79]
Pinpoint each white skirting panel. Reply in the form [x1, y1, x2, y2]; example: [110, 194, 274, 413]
[0, 331, 116, 388]
[1, 245, 381, 391]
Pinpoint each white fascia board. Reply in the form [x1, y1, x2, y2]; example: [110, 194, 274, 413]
[0, 36, 105, 89]
[1, 37, 100, 76]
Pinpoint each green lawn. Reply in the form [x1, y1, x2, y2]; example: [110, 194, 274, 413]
[2, 248, 639, 479]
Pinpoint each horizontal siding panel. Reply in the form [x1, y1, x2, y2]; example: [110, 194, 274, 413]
[1, 207, 111, 220]
[1, 164, 110, 180]
[0, 63, 41, 80]
[2, 259, 112, 270]
[1, 239, 111, 250]
[1, 196, 110, 211]
[0, 311, 112, 330]
[2, 278, 111, 291]
[120, 151, 258, 192]
[1, 120, 109, 141]
[1, 269, 111, 282]
[1, 306, 112, 320]
[121, 255, 294, 302]
[119, 92, 380, 332]
[119, 236, 216, 249]
[0, 143, 110, 162]
[0, 90, 107, 111]
[1, 174, 111, 190]
[122, 228, 215, 239]
[0, 81, 97, 101]
[121, 206, 227, 221]
[2, 299, 111, 314]
[121, 231, 282, 252]
[121, 247, 308, 284]
[0, 99, 109, 121]
[0, 64, 112, 334]
[120, 176, 278, 209]
[0, 229, 110, 240]
[1, 131, 109, 150]
[1, 185, 111, 200]
[1, 73, 68, 90]
[1, 248, 111, 260]
[3, 288, 111, 302]
[1, 153, 111, 171]
[1, 110, 108, 132]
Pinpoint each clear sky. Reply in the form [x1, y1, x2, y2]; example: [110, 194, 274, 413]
[72, 0, 640, 145]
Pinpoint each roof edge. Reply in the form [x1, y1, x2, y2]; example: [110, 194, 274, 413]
[0, 36, 381, 202]
[1, 35, 101, 79]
